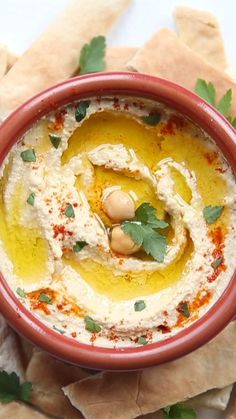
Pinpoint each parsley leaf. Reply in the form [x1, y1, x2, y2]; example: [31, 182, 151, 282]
[38, 293, 52, 304]
[73, 241, 87, 252]
[75, 100, 90, 122]
[178, 302, 190, 318]
[138, 336, 148, 345]
[0, 370, 32, 404]
[26, 192, 35, 206]
[211, 256, 223, 270]
[217, 89, 232, 115]
[121, 203, 168, 262]
[79, 36, 106, 75]
[135, 203, 169, 229]
[134, 300, 146, 312]
[65, 204, 75, 218]
[20, 149, 36, 162]
[84, 316, 101, 333]
[195, 79, 216, 105]
[163, 403, 196, 419]
[49, 133, 61, 149]
[53, 325, 65, 335]
[16, 287, 26, 298]
[141, 113, 161, 126]
[195, 79, 236, 127]
[203, 205, 224, 224]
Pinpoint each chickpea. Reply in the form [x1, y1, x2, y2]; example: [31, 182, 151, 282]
[110, 226, 141, 255]
[103, 190, 135, 222]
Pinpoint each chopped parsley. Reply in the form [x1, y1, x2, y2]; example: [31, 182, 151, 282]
[75, 100, 91, 122]
[53, 325, 65, 335]
[211, 256, 223, 270]
[26, 192, 35, 206]
[178, 302, 190, 318]
[138, 336, 148, 345]
[73, 241, 87, 252]
[0, 370, 32, 404]
[203, 205, 224, 224]
[49, 133, 61, 149]
[16, 287, 26, 298]
[65, 204, 75, 218]
[79, 36, 106, 75]
[84, 316, 101, 333]
[134, 300, 146, 312]
[121, 202, 169, 262]
[141, 112, 161, 126]
[20, 149, 36, 162]
[38, 293, 52, 304]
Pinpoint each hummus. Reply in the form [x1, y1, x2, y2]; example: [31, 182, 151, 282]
[0, 96, 236, 348]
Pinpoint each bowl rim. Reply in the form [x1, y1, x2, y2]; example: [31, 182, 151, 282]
[0, 71, 236, 371]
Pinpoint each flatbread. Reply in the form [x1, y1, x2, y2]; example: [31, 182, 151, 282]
[0, 314, 26, 380]
[106, 46, 137, 71]
[0, 0, 132, 115]
[226, 384, 236, 419]
[6, 48, 18, 71]
[63, 322, 236, 419]
[186, 385, 233, 411]
[126, 28, 236, 115]
[0, 402, 51, 418]
[174, 6, 227, 70]
[26, 349, 89, 418]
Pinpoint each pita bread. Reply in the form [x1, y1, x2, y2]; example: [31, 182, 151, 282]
[127, 28, 236, 115]
[26, 349, 89, 418]
[63, 322, 236, 418]
[6, 48, 18, 71]
[0, 0, 132, 115]
[0, 402, 51, 418]
[0, 45, 7, 79]
[226, 384, 236, 419]
[0, 314, 26, 380]
[106, 46, 137, 71]
[186, 385, 233, 411]
[174, 6, 227, 70]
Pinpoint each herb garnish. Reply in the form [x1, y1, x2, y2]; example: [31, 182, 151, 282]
[79, 36, 106, 75]
[138, 336, 148, 345]
[195, 79, 236, 128]
[134, 300, 146, 312]
[73, 241, 87, 252]
[121, 203, 169, 262]
[0, 370, 32, 404]
[16, 287, 26, 298]
[20, 149, 36, 162]
[84, 316, 101, 333]
[38, 293, 52, 304]
[53, 325, 65, 335]
[178, 302, 190, 318]
[163, 403, 196, 419]
[203, 205, 224, 224]
[141, 113, 161, 126]
[26, 192, 35, 206]
[211, 256, 223, 270]
[49, 133, 61, 149]
[75, 100, 91, 122]
[65, 204, 75, 218]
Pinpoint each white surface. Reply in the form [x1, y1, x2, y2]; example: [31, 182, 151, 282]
[0, 1, 233, 418]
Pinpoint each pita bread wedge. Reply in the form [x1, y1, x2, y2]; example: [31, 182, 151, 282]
[0, 314, 26, 380]
[226, 384, 236, 419]
[0, 402, 51, 418]
[174, 6, 227, 70]
[186, 385, 233, 411]
[63, 322, 236, 418]
[0, 0, 132, 115]
[127, 28, 236, 115]
[26, 349, 89, 418]
[106, 46, 137, 71]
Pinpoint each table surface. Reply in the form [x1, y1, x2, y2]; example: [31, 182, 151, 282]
[0, 1, 234, 418]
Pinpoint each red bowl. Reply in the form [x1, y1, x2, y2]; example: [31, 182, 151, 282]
[0, 72, 236, 370]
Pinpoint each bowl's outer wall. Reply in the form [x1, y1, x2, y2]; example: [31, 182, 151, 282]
[0, 72, 236, 370]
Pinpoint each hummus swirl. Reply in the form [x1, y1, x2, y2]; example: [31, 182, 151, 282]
[0, 97, 236, 347]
